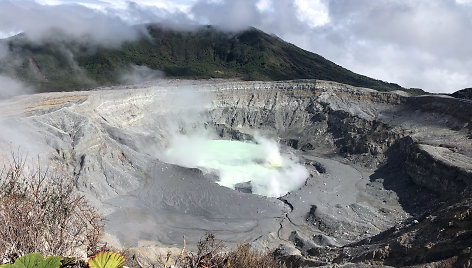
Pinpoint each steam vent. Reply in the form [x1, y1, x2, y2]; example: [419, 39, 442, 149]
[1, 79, 471, 266]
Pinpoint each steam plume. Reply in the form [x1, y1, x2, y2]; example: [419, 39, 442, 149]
[119, 65, 164, 85]
[0, 75, 32, 99]
[162, 134, 309, 197]
[147, 87, 308, 198]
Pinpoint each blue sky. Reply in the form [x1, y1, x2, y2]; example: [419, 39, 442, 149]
[1, 0, 472, 93]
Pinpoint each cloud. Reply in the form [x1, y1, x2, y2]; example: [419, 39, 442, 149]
[325, 0, 472, 59]
[0, 0, 141, 45]
[191, 0, 261, 31]
[117, 1, 195, 29]
[188, 0, 472, 93]
[1, 0, 472, 93]
[189, 0, 472, 92]
[268, 0, 472, 93]
[294, 0, 329, 27]
[337, 0, 472, 92]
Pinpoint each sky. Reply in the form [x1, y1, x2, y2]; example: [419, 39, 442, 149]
[1, 0, 472, 93]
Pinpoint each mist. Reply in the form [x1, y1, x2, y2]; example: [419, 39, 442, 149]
[0, 118, 49, 160]
[0, 42, 8, 59]
[119, 65, 165, 85]
[0, 75, 32, 99]
[0, 98, 51, 169]
[0, 40, 51, 166]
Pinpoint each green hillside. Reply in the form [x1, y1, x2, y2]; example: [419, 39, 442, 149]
[451, 88, 472, 100]
[0, 25, 422, 94]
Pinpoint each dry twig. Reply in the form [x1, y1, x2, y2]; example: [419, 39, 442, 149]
[0, 153, 103, 262]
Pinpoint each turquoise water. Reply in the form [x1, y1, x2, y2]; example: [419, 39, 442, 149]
[163, 138, 308, 197]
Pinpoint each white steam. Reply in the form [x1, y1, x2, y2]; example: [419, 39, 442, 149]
[0, 118, 48, 160]
[0, 75, 32, 99]
[119, 65, 164, 85]
[145, 87, 308, 197]
[161, 134, 308, 197]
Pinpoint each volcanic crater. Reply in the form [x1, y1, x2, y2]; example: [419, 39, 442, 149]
[1, 79, 471, 266]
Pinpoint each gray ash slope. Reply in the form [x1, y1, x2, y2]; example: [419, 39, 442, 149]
[0, 79, 471, 266]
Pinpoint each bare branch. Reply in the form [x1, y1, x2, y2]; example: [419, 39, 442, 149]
[0, 152, 103, 262]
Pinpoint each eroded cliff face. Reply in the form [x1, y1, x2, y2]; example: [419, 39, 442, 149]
[0, 79, 470, 266]
[209, 81, 404, 160]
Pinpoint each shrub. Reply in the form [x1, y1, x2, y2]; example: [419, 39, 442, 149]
[228, 244, 283, 268]
[167, 233, 284, 268]
[185, 233, 227, 268]
[0, 154, 103, 263]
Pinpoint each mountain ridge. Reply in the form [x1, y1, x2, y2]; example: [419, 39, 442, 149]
[451, 87, 472, 100]
[0, 25, 425, 95]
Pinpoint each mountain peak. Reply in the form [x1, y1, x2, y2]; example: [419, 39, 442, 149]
[0, 25, 421, 94]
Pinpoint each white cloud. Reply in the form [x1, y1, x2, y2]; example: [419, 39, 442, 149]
[256, 0, 273, 12]
[0, 0, 141, 45]
[456, 0, 472, 4]
[313, 0, 472, 92]
[134, 0, 195, 13]
[294, 0, 329, 27]
[192, 0, 261, 31]
[0, 30, 22, 39]
[35, 0, 64, 5]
